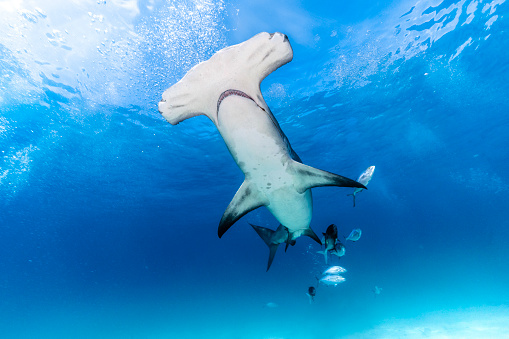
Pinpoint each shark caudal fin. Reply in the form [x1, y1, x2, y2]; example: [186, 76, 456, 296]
[291, 162, 366, 194]
[250, 223, 280, 271]
[219, 180, 268, 238]
[347, 193, 356, 207]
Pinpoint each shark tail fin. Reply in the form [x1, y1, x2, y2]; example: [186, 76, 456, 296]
[266, 244, 278, 271]
[284, 238, 296, 252]
[291, 162, 366, 194]
[219, 180, 267, 238]
[250, 223, 279, 271]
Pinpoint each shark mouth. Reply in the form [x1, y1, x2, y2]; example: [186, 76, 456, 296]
[217, 89, 260, 114]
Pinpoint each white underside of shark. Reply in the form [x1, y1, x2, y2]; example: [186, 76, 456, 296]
[158, 32, 365, 243]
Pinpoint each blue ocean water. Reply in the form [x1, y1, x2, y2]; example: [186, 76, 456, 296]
[1, 0, 509, 338]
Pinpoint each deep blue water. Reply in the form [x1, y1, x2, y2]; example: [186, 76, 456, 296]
[1, 0, 509, 338]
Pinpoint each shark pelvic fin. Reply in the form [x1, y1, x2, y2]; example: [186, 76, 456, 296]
[292, 162, 366, 194]
[219, 180, 267, 238]
[303, 227, 322, 245]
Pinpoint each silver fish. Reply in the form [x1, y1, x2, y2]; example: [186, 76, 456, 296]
[322, 266, 347, 275]
[347, 165, 375, 207]
[319, 275, 346, 286]
[346, 228, 362, 242]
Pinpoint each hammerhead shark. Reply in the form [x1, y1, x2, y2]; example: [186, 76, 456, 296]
[158, 32, 365, 250]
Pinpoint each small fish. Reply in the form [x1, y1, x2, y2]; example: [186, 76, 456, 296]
[321, 224, 338, 264]
[322, 266, 347, 275]
[319, 275, 346, 286]
[318, 242, 346, 259]
[263, 302, 278, 308]
[346, 228, 362, 242]
[347, 165, 375, 207]
[306, 286, 316, 304]
[331, 241, 346, 257]
[373, 286, 382, 298]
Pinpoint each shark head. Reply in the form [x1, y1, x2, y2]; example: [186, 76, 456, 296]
[158, 32, 293, 126]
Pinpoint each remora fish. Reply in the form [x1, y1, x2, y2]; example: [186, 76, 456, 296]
[158, 32, 365, 247]
[347, 165, 375, 207]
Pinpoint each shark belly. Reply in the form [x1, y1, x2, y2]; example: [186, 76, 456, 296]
[217, 96, 312, 231]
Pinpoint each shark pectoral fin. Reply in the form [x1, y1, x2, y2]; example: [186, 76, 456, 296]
[292, 162, 367, 194]
[324, 248, 328, 265]
[219, 180, 267, 238]
[303, 227, 322, 245]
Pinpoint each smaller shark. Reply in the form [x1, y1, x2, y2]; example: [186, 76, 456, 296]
[250, 223, 294, 271]
[347, 165, 375, 207]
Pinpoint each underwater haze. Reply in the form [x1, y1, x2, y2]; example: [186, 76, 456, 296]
[1, 0, 509, 338]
